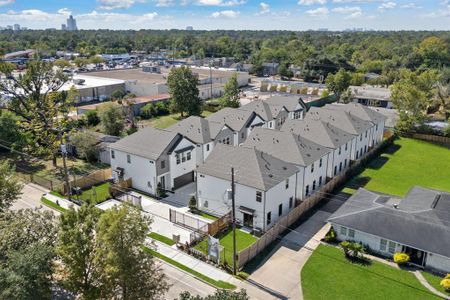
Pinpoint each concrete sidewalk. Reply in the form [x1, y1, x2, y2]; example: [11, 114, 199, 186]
[146, 237, 233, 283]
[43, 193, 80, 210]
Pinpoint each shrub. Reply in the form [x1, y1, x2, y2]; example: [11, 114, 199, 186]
[393, 252, 410, 265]
[441, 274, 450, 291]
[188, 196, 197, 212]
[340, 241, 365, 259]
[157, 182, 166, 198]
[85, 110, 100, 126]
[140, 103, 155, 119]
[324, 226, 337, 243]
[155, 101, 169, 115]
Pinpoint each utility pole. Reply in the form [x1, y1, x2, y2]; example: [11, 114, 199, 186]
[209, 59, 213, 99]
[231, 167, 237, 275]
[60, 140, 71, 201]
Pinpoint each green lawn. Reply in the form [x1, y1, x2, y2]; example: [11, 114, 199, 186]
[41, 197, 67, 213]
[196, 211, 218, 221]
[194, 228, 258, 267]
[343, 138, 450, 197]
[422, 272, 450, 296]
[78, 182, 111, 204]
[148, 232, 176, 246]
[142, 247, 235, 289]
[301, 244, 440, 300]
[138, 111, 213, 129]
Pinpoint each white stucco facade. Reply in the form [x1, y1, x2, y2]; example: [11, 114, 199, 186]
[300, 154, 329, 199]
[327, 142, 352, 179]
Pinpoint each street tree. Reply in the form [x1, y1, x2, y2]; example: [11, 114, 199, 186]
[219, 73, 240, 108]
[179, 289, 249, 300]
[0, 61, 76, 165]
[167, 66, 202, 117]
[326, 68, 351, 99]
[99, 104, 124, 136]
[0, 161, 23, 212]
[57, 204, 102, 300]
[70, 131, 99, 163]
[95, 204, 169, 299]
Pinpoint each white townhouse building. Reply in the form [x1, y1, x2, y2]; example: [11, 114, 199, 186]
[282, 117, 354, 180]
[240, 100, 289, 130]
[325, 103, 386, 147]
[243, 128, 331, 200]
[264, 95, 308, 121]
[308, 107, 373, 161]
[109, 127, 197, 195]
[206, 107, 265, 145]
[196, 144, 298, 231]
[329, 187, 450, 273]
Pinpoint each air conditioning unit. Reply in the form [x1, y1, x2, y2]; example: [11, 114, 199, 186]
[226, 189, 232, 200]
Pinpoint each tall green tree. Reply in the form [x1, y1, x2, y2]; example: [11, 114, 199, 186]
[326, 68, 351, 99]
[0, 161, 22, 212]
[95, 204, 168, 299]
[57, 204, 102, 300]
[99, 104, 124, 136]
[179, 289, 249, 300]
[0, 111, 28, 151]
[0, 209, 57, 299]
[71, 131, 99, 163]
[167, 66, 202, 117]
[219, 73, 240, 108]
[0, 61, 76, 165]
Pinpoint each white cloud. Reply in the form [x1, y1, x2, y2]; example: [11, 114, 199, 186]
[298, 0, 327, 5]
[400, 3, 419, 9]
[0, 0, 14, 6]
[332, 6, 362, 18]
[424, 4, 450, 17]
[194, 0, 246, 6]
[211, 9, 240, 18]
[305, 6, 329, 17]
[57, 8, 72, 16]
[97, 0, 146, 10]
[154, 0, 175, 6]
[332, 0, 382, 3]
[378, 1, 397, 11]
[258, 2, 270, 14]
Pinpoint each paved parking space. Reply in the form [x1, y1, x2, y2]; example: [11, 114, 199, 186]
[163, 183, 196, 207]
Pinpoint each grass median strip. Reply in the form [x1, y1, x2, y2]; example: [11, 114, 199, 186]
[148, 232, 176, 246]
[142, 246, 236, 290]
[41, 197, 67, 213]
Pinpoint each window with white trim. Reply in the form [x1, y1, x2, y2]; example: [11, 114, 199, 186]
[256, 191, 262, 203]
[388, 241, 396, 254]
[380, 239, 387, 252]
[127, 154, 131, 163]
[111, 150, 115, 159]
[187, 151, 191, 161]
[348, 229, 355, 238]
[340, 226, 347, 236]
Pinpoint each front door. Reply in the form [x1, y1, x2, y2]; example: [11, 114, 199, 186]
[243, 213, 253, 228]
[403, 246, 426, 266]
[160, 176, 166, 189]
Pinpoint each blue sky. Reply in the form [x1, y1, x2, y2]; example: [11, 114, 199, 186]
[0, 0, 449, 30]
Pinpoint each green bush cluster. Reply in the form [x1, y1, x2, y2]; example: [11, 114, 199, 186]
[140, 102, 170, 119]
[340, 241, 365, 259]
[324, 226, 337, 243]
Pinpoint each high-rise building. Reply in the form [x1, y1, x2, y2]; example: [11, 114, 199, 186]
[61, 24, 67, 31]
[13, 24, 20, 31]
[186, 26, 194, 31]
[67, 15, 77, 31]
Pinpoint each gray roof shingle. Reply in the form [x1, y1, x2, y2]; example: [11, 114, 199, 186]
[325, 103, 387, 125]
[206, 107, 257, 132]
[265, 95, 306, 112]
[328, 187, 450, 258]
[197, 144, 298, 191]
[109, 127, 179, 160]
[308, 107, 373, 135]
[168, 116, 212, 144]
[281, 117, 354, 149]
[243, 127, 330, 167]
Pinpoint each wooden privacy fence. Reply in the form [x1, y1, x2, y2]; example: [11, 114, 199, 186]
[63, 168, 112, 194]
[237, 137, 394, 269]
[208, 212, 231, 236]
[410, 133, 450, 147]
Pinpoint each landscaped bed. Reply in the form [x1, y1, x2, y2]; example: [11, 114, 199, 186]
[342, 138, 450, 197]
[41, 197, 67, 213]
[194, 228, 258, 267]
[301, 244, 440, 300]
[422, 272, 450, 296]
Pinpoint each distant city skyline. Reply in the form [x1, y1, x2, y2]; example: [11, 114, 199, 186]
[0, 0, 449, 31]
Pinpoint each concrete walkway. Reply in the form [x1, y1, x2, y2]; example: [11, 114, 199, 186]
[413, 271, 450, 299]
[146, 237, 233, 283]
[43, 193, 80, 210]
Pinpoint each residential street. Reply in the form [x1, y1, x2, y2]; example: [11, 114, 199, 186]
[11, 182, 54, 212]
[248, 193, 350, 299]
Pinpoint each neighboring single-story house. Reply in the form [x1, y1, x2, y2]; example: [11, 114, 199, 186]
[206, 107, 265, 145]
[109, 127, 197, 195]
[243, 128, 330, 200]
[328, 187, 450, 273]
[262, 63, 279, 77]
[196, 144, 298, 231]
[308, 107, 374, 161]
[67, 130, 120, 165]
[281, 117, 354, 180]
[349, 85, 393, 109]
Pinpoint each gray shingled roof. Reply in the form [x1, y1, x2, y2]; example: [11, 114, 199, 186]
[206, 107, 258, 131]
[281, 117, 354, 149]
[325, 103, 386, 125]
[308, 107, 372, 135]
[196, 144, 298, 191]
[240, 100, 285, 121]
[168, 116, 212, 144]
[243, 127, 330, 167]
[265, 95, 305, 112]
[109, 127, 179, 160]
[369, 107, 399, 128]
[328, 187, 450, 258]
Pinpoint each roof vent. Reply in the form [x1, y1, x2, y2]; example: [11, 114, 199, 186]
[393, 204, 398, 209]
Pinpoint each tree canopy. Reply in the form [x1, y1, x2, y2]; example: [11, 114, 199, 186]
[167, 66, 202, 117]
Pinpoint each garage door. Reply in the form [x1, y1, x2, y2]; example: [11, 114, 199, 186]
[173, 171, 194, 190]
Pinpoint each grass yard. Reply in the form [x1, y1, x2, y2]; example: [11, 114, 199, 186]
[77, 182, 111, 204]
[148, 232, 176, 246]
[196, 211, 219, 221]
[142, 246, 235, 289]
[342, 138, 450, 197]
[41, 197, 67, 213]
[138, 111, 213, 129]
[194, 228, 258, 267]
[301, 244, 440, 300]
[422, 272, 450, 296]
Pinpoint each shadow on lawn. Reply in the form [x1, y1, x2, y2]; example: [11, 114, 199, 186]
[383, 142, 402, 155]
[347, 176, 371, 190]
[345, 255, 372, 267]
[366, 156, 389, 170]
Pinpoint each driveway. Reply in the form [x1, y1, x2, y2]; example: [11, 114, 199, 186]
[247, 193, 350, 299]
[11, 182, 54, 213]
[163, 183, 196, 207]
